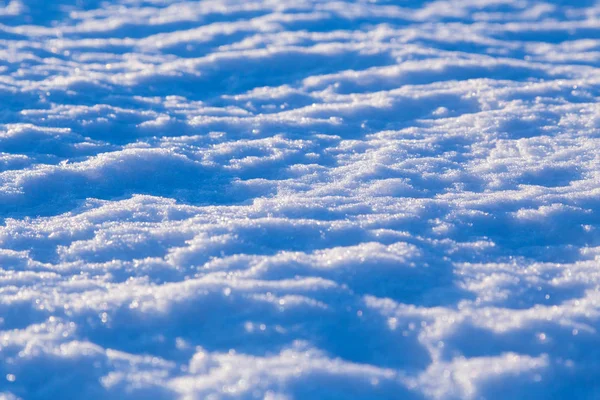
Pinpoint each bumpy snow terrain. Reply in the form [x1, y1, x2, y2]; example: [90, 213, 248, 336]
[0, 0, 599, 398]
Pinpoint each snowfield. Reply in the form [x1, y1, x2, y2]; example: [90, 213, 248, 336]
[0, 0, 599, 398]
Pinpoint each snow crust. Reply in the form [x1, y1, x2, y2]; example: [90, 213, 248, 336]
[0, 0, 599, 398]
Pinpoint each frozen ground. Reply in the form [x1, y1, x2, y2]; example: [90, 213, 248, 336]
[0, 0, 599, 398]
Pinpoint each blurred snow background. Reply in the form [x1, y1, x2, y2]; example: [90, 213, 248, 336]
[0, 0, 599, 398]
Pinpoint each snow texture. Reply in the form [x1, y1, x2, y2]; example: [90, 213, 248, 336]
[0, 0, 599, 398]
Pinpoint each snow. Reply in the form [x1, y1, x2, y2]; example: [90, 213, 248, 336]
[0, 0, 599, 398]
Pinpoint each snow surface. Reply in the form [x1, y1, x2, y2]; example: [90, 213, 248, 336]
[0, 0, 599, 398]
